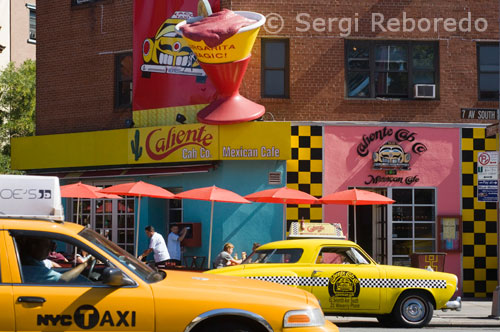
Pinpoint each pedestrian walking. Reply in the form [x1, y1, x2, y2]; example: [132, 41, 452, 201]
[138, 225, 170, 266]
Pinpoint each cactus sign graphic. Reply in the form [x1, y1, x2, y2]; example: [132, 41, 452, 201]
[131, 130, 143, 161]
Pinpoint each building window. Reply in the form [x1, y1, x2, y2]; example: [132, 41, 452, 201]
[345, 40, 438, 99]
[115, 53, 133, 109]
[389, 188, 436, 266]
[71, 196, 136, 254]
[477, 43, 499, 100]
[261, 39, 289, 98]
[26, 4, 36, 43]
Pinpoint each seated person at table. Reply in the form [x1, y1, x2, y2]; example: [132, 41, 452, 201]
[214, 242, 241, 268]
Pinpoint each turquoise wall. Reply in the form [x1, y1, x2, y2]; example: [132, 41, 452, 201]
[135, 160, 286, 266]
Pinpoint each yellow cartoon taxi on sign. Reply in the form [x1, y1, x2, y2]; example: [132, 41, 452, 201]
[141, 12, 205, 78]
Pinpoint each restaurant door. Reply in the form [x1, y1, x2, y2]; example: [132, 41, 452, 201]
[348, 188, 388, 264]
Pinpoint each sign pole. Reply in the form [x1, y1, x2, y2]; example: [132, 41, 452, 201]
[493, 121, 500, 318]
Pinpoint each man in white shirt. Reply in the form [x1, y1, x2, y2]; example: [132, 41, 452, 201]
[167, 225, 188, 266]
[138, 226, 170, 266]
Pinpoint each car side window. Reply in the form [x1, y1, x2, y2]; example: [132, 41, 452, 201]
[244, 249, 303, 264]
[12, 232, 119, 286]
[316, 247, 370, 265]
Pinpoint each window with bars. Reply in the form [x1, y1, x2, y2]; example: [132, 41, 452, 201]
[345, 40, 438, 99]
[261, 39, 289, 98]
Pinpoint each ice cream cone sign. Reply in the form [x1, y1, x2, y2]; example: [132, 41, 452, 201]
[175, 4, 267, 124]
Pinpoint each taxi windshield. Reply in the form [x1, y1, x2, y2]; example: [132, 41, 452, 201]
[79, 228, 161, 283]
[242, 248, 303, 264]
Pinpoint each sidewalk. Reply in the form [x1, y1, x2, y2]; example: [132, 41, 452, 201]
[327, 301, 500, 327]
[431, 301, 500, 327]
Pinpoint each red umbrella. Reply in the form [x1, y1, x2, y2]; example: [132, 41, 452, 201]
[99, 181, 176, 256]
[175, 186, 251, 269]
[245, 187, 319, 239]
[61, 182, 122, 223]
[61, 182, 121, 199]
[319, 188, 395, 242]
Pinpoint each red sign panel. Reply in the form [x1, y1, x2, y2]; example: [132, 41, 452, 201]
[133, 0, 220, 112]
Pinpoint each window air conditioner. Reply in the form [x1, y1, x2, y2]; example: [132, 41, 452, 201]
[76, 0, 91, 4]
[29, 31, 36, 40]
[414, 84, 436, 99]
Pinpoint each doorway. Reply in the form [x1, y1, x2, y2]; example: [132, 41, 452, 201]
[348, 187, 388, 264]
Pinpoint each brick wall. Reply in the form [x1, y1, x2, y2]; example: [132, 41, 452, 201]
[36, 0, 133, 135]
[224, 0, 499, 123]
[37, 0, 499, 134]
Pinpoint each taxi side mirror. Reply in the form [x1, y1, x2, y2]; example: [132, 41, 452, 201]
[102, 267, 134, 287]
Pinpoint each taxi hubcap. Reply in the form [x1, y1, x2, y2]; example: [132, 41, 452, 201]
[402, 298, 426, 322]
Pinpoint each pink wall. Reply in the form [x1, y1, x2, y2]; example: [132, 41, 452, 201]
[323, 125, 462, 290]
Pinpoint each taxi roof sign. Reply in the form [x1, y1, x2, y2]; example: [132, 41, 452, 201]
[288, 221, 345, 239]
[0, 175, 64, 220]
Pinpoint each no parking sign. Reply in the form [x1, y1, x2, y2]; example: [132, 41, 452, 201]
[477, 151, 498, 202]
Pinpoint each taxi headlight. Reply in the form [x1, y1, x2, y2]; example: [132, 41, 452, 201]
[283, 308, 325, 327]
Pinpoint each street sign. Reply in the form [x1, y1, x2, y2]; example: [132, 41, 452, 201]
[461, 108, 499, 120]
[477, 151, 498, 202]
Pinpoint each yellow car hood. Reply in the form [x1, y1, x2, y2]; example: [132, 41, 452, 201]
[152, 270, 314, 305]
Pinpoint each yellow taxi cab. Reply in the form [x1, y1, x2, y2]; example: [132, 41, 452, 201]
[206, 238, 461, 328]
[0, 175, 338, 332]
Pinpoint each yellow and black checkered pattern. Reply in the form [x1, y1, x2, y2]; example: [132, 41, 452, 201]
[461, 127, 498, 298]
[286, 125, 323, 231]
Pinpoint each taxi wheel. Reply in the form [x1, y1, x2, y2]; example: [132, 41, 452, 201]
[392, 292, 434, 328]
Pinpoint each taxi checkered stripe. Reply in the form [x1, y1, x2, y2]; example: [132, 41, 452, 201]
[246, 276, 447, 289]
[246, 276, 329, 287]
[360, 278, 447, 289]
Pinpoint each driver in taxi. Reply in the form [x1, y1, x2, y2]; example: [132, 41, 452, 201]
[18, 237, 95, 283]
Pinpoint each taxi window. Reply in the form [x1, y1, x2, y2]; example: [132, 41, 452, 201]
[79, 228, 159, 282]
[10, 231, 128, 286]
[316, 247, 370, 265]
[243, 248, 303, 264]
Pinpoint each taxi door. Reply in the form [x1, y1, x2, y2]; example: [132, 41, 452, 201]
[0, 230, 15, 332]
[310, 246, 382, 312]
[6, 232, 155, 332]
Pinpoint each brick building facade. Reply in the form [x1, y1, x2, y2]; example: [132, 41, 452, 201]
[36, 0, 499, 135]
